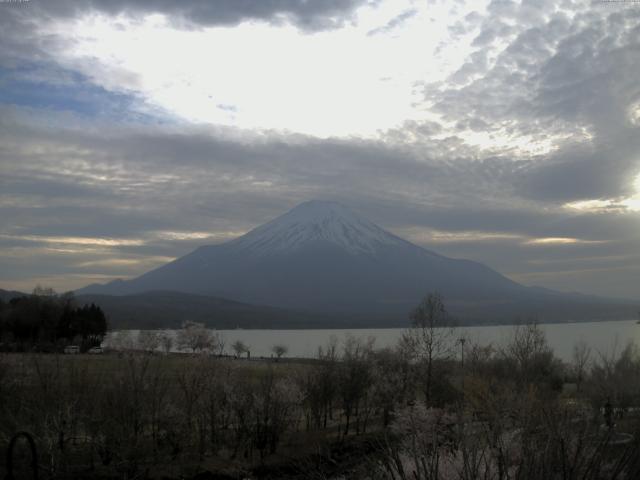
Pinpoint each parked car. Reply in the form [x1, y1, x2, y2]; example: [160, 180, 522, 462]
[88, 346, 103, 354]
[64, 345, 80, 354]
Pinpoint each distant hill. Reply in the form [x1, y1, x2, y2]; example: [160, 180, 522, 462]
[77, 290, 638, 329]
[76, 290, 359, 330]
[78, 200, 639, 325]
[4, 286, 636, 330]
[2, 287, 376, 330]
[0, 288, 27, 302]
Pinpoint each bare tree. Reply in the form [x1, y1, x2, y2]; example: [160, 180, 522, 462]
[371, 347, 413, 427]
[502, 321, 557, 389]
[298, 336, 339, 430]
[271, 344, 288, 361]
[252, 369, 297, 458]
[144, 357, 169, 460]
[211, 331, 226, 356]
[404, 292, 456, 405]
[572, 340, 592, 392]
[588, 341, 640, 416]
[504, 322, 549, 366]
[338, 335, 375, 435]
[200, 359, 232, 453]
[175, 357, 207, 456]
[231, 340, 249, 358]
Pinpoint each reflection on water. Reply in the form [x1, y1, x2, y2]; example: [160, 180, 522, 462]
[105, 319, 639, 362]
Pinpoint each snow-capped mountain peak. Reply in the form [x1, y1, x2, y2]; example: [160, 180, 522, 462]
[76, 200, 630, 325]
[228, 200, 407, 255]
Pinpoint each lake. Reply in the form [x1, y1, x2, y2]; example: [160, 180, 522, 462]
[106, 319, 640, 362]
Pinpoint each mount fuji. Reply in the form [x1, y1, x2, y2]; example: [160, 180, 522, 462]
[78, 201, 636, 324]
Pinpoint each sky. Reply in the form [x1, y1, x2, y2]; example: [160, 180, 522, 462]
[0, 0, 639, 299]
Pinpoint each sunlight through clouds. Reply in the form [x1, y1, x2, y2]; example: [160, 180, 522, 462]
[47, 0, 490, 138]
[564, 173, 640, 213]
[0, 234, 145, 247]
[524, 237, 604, 246]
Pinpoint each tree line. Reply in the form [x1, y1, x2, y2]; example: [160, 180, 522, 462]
[0, 287, 107, 352]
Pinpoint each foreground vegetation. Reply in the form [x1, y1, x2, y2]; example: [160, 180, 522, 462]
[1, 293, 640, 479]
[1, 336, 639, 477]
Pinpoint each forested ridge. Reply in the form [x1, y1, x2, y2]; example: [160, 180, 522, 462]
[0, 287, 107, 352]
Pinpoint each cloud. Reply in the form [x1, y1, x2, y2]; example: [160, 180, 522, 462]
[4, 0, 376, 32]
[1, 0, 640, 299]
[0, 0, 381, 130]
[413, 1, 640, 206]
[1, 105, 636, 232]
[367, 7, 417, 36]
[1, 103, 639, 292]
[7, 0, 376, 32]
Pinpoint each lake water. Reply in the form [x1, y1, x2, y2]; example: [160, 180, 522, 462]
[106, 319, 640, 362]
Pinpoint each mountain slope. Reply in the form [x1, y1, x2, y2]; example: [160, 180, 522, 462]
[78, 200, 638, 323]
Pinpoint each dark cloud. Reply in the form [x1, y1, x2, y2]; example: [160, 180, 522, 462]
[5, 0, 375, 32]
[0, 0, 377, 98]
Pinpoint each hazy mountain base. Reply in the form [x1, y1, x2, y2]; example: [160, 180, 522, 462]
[79, 290, 638, 330]
[2, 289, 638, 329]
[76, 291, 333, 330]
